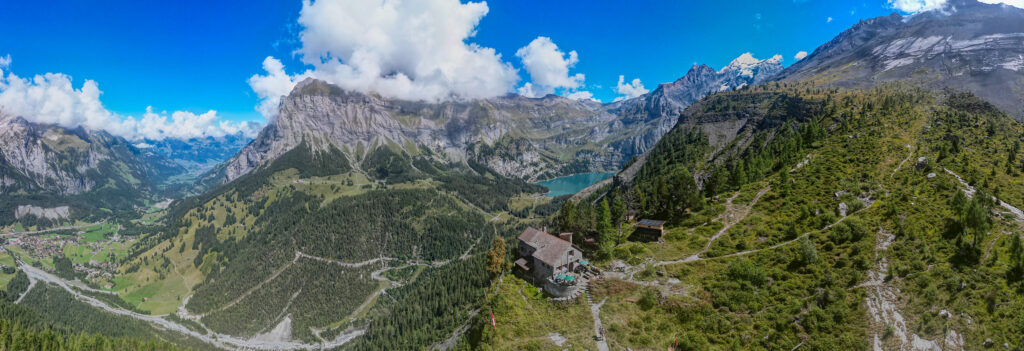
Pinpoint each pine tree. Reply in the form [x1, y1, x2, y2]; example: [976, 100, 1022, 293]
[611, 191, 627, 244]
[597, 199, 613, 245]
[485, 237, 506, 276]
[557, 200, 577, 233]
[964, 192, 992, 250]
[779, 170, 791, 197]
[1008, 235, 1024, 282]
[611, 189, 626, 227]
[799, 236, 819, 265]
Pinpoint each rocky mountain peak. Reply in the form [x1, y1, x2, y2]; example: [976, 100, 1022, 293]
[719, 53, 784, 78]
[775, 0, 1024, 118]
[0, 111, 185, 223]
[607, 53, 783, 126]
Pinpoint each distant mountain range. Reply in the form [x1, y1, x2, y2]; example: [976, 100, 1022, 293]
[215, 54, 784, 185]
[135, 134, 252, 176]
[0, 113, 185, 224]
[5, 0, 1023, 228]
[608, 53, 783, 124]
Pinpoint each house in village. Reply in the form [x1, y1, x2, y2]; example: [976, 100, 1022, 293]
[514, 227, 584, 297]
[632, 219, 666, 242]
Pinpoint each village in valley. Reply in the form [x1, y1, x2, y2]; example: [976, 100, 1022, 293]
[0, 203, 168, 306]
[1, 221, 134, 287]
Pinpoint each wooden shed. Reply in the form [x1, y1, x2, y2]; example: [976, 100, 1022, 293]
[632, 219, 666, 242]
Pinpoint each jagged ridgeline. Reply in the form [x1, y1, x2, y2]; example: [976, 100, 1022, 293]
[0, 115, 187, 227]
[532, 82, 1024, 349]
[214, 78, 640, 185]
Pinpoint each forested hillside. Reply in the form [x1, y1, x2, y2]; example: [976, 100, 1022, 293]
[0, 283, 190, 350]
[101, 128, 556, 348]
[478, 83, 1024, 350]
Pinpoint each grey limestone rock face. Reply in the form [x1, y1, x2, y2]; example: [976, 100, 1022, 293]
[0, 112, 184, 204]
[220, 54, 784, 183]
[775, 0, 1024, 118]
[15, 205, 70, 220]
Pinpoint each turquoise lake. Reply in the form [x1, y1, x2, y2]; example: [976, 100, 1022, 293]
[534, 172, 616, 197]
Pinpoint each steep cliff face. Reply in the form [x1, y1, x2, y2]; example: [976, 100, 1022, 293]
[223, 79, 625, 182]
[0, 112, 185, 222]
[0, 115, 100, 194]
[220, 53, 785, 184]
[775, 0, 1024, 117]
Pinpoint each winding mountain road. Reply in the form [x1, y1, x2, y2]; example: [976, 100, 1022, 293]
[14, 255, 364, 350]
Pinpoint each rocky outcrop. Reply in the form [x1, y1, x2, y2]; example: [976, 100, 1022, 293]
[775, 0, 1024, 118]
[15, 205, 70, 220]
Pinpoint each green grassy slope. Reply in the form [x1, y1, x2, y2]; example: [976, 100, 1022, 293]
[477, 84, 1024, 350]
[106, 137, 554, 347]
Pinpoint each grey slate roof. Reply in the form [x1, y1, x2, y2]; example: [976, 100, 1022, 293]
[518, 227, 575, 267]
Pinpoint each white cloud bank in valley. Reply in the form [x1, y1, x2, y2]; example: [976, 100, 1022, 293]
[889, 0, 1022, 13]
[613, 76, 648, 102]
[0, 59, 259, 141]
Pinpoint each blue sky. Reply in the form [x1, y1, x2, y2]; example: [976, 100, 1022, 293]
[0, 0, 901, 132]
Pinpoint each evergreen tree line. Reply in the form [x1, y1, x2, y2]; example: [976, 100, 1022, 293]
[0, 283, 188, 350]
[347, 256, 489, 350]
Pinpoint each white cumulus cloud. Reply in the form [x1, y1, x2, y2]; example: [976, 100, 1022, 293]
[248, 57, 310, 120]
[795, 51, 808, 60]
[250, 0, 617, 112]
[565, 90, 597, 102]
[888, 0, 1023, 13]
[514, 36, 592, 100]
[516, 37, 584, 91]
[0, 59, 258, 141]
[515, 82, 544, 98]
[888, 0, 948, 13]
[613, 76, 648, 102]
[978, 0, 1024, 8]
[131, 107, 260, 141]
[284, 0, 517, 105]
